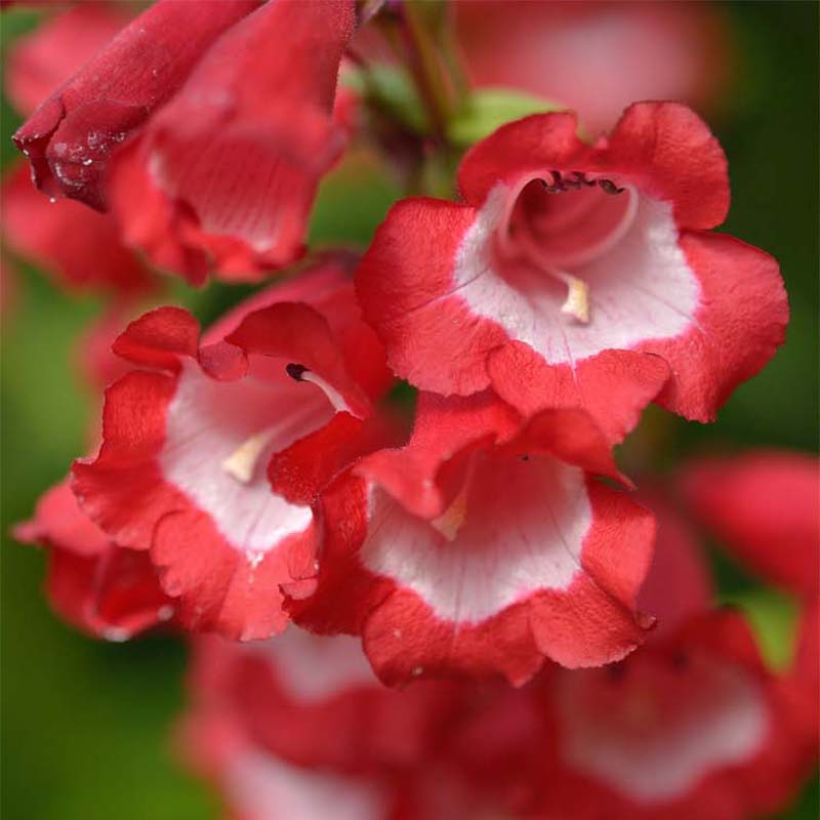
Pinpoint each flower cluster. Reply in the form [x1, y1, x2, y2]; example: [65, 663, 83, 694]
[5, 1, 816, 818]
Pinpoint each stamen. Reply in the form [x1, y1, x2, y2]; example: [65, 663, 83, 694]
[222, 429, 276, 484]
[598, 178, 625, 195]
[431, 481, 470, 541]
[430, 456, 478, 542]
[286, 363, 354, 415]
[557, 272, 590, 324]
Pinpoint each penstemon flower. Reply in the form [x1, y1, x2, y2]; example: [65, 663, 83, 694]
[5, 2, 815, 817]
[107, 0, 356, 284]
[72, 257, 391, 640]
[290, 390, 656, 685]
[356, 104, 787, 443]
[14, 478, 174, 641]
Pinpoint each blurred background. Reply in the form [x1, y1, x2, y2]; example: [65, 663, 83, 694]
[1, 2, 817, 818]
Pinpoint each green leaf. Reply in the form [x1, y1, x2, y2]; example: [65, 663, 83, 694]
[448, 87, 565, 147]
[719, 588, 799, 671]
[344, 65, 428, 134]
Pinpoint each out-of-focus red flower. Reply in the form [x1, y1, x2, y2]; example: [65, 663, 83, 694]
[180, 708, 396, 820]
[181, 627, 516, 819]
[2, 163, 155, 295]
[14, 478, 174, 640]
[636, 490, 714, 639]
[5, 2, 131, 118]
[108, 0, 356, 285]
[13, 0, 258, 210]
[529, 610, 814, 820]
[455, 1, 732, 135]
[290, 390, 655, 686]
[679, 452, 819, 598]
[181, 629, 443, 820]
[357, 104, 786, 444]
[192, 630, 460, 776]
[3, 4, 160, 297]
[72, 257, 391, 641]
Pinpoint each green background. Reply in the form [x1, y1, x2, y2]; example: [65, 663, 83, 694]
[1, 2, 817, 818]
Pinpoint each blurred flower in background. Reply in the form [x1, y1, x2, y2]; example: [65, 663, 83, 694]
[1, 2, 817, 819]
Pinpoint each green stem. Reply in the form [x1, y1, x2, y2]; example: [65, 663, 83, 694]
[397, 2, 452, 143]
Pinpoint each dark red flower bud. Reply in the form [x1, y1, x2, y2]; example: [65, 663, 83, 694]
[13, 0, 258, 210]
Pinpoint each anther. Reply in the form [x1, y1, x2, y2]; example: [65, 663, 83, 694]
[598, 178, 625, 195]
[286, 363, 308, 381]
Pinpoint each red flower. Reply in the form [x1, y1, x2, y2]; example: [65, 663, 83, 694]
[532, 610, 813, 820]
[290, 391, 655, 686]
[14, 478, 174, 640]
[181, 630, 447, 820]
[455, 1, 732, 134]
[191, 629, 460, 775]
[679, 451, 819, 598]
[357, 104, 787, 444]
[72, 258, 390, 640]
[635, 490, 714, 639]
[13, 0, 257, 210]
[108, 0, 356, 284]
[180, 709, 396, 820]
[2, 163, 155, 295]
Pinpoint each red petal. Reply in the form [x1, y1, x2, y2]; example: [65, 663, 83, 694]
[457, 112, 587, 205]
[644, 232, 787, 422]
[226, 301, 369, 418]
[2, 164, 155, 295]
[112, 306, 201, 371]
[14, 477, 108, 558]
[355, 198, 503, 395]
[636, 490, 714, 637]
[680, 451, 819, 597]
[46, 544, 173, 641]
[489, 344, 670, 446]
[601, 101, 730, 230]
[269, 412, 397, 507]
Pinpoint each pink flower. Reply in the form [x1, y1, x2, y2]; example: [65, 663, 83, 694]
[455, 1, 732, 134]
[533, 610, 813, 820]
[290, 391, 655, 686]
[13, 0, 257, 209]
[2, 164, 155, 295]
[190, 629, 460, 775]
[680, 451, 819, 598]
[180, 710, 395, 820]
[108, 0, 356, 284]
[72, 257, 391, 640]
[14, 478, 174, 641]
[357, 104, 787, 443]
[635, 490, 714, 639]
